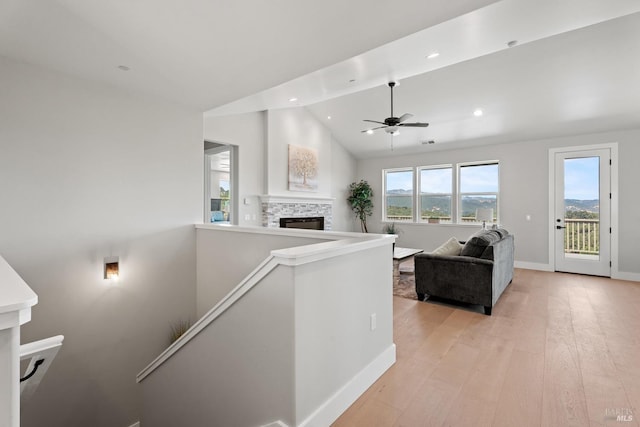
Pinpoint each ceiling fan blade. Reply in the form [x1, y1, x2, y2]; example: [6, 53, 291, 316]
[360, 125, 387, 133]
[398, 113, 414, 123]
[398, 122, 429, 128]
[363, 119, 386, 125]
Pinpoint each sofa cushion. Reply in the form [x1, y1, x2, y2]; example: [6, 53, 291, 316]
[431, 237, 463, 256]
[460, 229, 503, 258]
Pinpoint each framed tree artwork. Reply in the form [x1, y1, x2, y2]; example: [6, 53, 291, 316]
[288, 144, 318, 192]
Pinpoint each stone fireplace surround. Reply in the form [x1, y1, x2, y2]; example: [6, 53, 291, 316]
[260, 195, 333, 230]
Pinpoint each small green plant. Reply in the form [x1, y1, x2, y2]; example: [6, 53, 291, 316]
[169, 319, 192, 345]
[382, 222, 400, 235]
[347, 180, 373, 233]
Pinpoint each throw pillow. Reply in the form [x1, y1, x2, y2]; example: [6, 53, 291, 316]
[431, 237, 463, 256]
[460, 229, 503, 257]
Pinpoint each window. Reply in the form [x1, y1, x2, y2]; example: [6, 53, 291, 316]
[383, 161, 499, 225]
[383, 168, 414, 222]
[458, 162, 499, 224]
[419, 166, 452, 223]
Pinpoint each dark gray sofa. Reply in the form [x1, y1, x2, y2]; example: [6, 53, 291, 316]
[414, 229, 514, 315]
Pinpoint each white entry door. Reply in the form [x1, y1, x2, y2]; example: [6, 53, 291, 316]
[554, 149, 611, 276]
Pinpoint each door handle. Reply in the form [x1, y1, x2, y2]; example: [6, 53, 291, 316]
[556, 225, 566, 229]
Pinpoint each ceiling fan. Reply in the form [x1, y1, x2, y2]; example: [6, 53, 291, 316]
[362, 82, 429, 135]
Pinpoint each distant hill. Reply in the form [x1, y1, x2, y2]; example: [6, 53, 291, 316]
[565, 199, 599, 212]
[386, 196, 600, 218]
[387, 195, 495, 217]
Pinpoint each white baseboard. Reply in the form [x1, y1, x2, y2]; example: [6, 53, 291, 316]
[297, 344, 396, 427]
[612, 271, 640, 282]
[515, 261, 640, 282]
[514, 261, 553, 272]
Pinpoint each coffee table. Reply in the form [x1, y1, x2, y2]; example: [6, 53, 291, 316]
[393, 247, 424, 286]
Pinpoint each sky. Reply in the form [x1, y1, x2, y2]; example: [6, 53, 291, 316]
[564, 157, 599, 200]
[386, 164, 499, 193]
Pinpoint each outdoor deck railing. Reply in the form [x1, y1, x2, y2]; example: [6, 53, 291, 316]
[385, 216, 600, 255]
[564, 218, 600, 255]
[385, 215, 482, 223]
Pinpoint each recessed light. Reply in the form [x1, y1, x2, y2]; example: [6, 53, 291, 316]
[366, 129, 374, 135]
[349, 79, 356, 83]
[289, 97, 298, 102]
[473, 109, 483, 117]
[327, 116, 331, 120]
[426, 52, 440, 59]
[117, 65, 131, 71]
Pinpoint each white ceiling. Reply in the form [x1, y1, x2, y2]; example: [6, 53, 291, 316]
[2, 0, 639, 159]
[0, 0, 496, 110]
[207, 0, 640, 158]
[307, 11, 640, 158]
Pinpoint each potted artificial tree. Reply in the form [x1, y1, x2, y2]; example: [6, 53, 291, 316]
[347, 180, 373, 233]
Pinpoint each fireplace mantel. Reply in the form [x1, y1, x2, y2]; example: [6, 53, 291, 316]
[259, 195, 334, 205]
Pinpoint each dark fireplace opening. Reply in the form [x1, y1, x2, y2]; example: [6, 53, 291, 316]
[280, 216, 324, 230]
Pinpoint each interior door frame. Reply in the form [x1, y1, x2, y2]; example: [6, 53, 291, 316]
[204, 141, 239, 225]
[548, 143, 619, 276]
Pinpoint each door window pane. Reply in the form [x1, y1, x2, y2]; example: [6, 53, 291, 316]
[564, 157, 600, 256]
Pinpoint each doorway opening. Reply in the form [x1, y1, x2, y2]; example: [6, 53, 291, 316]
[204, 141, 238, 225]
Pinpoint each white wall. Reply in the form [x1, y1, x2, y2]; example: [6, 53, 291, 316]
[204, 107, 358, 231]
[144, 226, 395, 426]
[266, 108, 332, 197]
[142, 266, 297, 427]
[196, 227, 325, 316]
[357, 130, 640, 276]
[0, 57, 203, 427]
[204, 112, 267, 227]
[331, 133, 359, 232]
[294, 244, 393, 422]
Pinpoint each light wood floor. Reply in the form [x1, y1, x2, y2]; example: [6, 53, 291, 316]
[333, 268, 640, 427]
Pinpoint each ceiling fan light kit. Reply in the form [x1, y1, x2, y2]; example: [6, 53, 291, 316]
[362, 81, 429, 135]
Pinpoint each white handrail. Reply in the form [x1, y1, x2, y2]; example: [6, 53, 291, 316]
[137, 229, 395, 383]
[20, 335, 65, 400]
[137, 255, 280, 382]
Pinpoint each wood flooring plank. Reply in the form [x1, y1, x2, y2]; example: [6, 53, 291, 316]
[441, 395, 498, 427]
[332, 269, 640, 427]
[541, 329, 590, 427]
[457, 338, 514, 403]
[412, 324, 461, 365]
[428, 342, 481, 389]
[392, 378, 460, 427]
[491, 349, 544, 427]
[581, 373, 638, 427]
[367, 356, 436, 411]
[332, 398, 402, 427]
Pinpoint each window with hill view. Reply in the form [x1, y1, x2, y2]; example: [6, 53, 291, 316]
[383, 161, 499, 224]
[419, 166, 453, 223]
[383, 168, 414, 222]
[459, 162, 499, 223]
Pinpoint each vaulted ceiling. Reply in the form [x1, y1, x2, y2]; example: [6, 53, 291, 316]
[2, 0, 639, 158]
